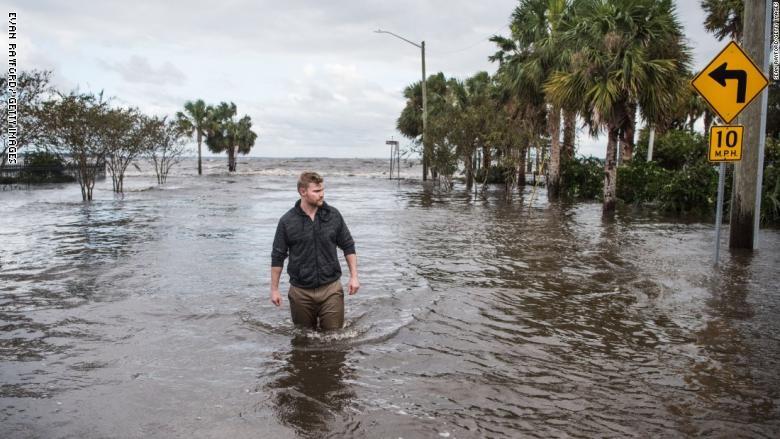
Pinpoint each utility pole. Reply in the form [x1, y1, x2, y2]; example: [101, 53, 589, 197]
[375, 29, 429, 181]
[729, 0, 770, 249]
[421, 41, 428, 181]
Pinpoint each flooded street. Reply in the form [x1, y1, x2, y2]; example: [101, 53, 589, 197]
[1, 158, 779, 438]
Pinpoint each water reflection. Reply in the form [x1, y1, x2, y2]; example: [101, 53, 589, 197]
[267, 337, 355, 437]
[678, 252, 776, 433]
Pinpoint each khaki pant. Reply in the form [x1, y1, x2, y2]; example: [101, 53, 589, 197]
[288, 279, 344, 330]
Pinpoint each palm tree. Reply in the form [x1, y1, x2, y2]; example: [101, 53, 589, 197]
[176, 99, 209, 175]
[701, 0, 743, 42]
[204, 102, 257, 172]
[497, 0, 579, 198]
[544, 0, 691, 213]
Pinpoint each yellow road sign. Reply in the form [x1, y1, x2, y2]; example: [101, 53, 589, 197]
[691, 41, 768, 124]
[708, 125, 743, 162]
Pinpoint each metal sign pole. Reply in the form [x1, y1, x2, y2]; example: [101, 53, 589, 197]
[389, 145, 394, 179]
[714, 162, 726, 265]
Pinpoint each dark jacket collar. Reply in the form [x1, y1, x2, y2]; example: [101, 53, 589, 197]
[294, 199, 331, 220]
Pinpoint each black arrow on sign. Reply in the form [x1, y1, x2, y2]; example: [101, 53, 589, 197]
[708, 62, 747, 103]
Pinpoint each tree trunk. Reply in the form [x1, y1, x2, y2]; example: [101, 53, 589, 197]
[603, 126, 619, 214]
[547, 106, 562, 199]
[422, 139, 429, 181]
[620, 104, 636, 164]
[197, 131, 203, 175]
[517, 144, 527, 188]
[228, 146, 236, 172]
[562, 109, 576, 162]
[465, 151, 474, 191]
[703, 110, 713, 134]
[482, 143, 492, 171]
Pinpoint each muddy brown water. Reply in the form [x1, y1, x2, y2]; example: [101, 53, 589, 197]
[1, 158, 779, 438]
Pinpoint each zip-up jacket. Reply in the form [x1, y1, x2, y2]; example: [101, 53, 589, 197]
[271, 199, 355, 289]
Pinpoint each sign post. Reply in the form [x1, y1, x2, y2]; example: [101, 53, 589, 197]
[692, 40, 769, 263]
[708, 125, 744, 264]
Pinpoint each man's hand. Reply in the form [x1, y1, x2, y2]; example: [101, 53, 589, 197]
[270, 289, 282, 307]
[348, 276, 360, 295]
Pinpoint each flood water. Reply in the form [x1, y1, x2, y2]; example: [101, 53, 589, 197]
[1, 157, 779, 438]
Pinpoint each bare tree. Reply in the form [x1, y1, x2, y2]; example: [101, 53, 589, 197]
[105, 108, 147, 193]
[146, 116, 186, 184]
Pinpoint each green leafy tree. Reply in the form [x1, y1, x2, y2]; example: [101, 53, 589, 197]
[39, 91, 112, 201]
[0, 70, 54, 169]
[397, 73, 452, 181]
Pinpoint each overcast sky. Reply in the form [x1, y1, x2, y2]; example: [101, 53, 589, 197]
[6, 0, 722, 158]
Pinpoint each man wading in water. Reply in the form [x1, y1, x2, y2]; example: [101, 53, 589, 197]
[270, 172, 360, 330]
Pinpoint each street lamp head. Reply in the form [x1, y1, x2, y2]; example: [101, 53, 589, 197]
[373, 29, 421, 48]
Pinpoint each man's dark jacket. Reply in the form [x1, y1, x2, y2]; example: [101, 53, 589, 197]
[272, 200, 355, 289]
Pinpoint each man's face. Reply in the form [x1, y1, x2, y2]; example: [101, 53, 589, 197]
[300, 182, 324, 207]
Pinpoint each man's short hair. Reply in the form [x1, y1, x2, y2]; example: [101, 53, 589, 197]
[298, 171, 323, 193]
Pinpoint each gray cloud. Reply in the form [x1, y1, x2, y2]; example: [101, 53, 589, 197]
[98, 55, 187, 85]
[17, 0, 722, 158]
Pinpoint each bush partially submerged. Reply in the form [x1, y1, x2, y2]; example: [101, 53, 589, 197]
[560, 156, 602, 200]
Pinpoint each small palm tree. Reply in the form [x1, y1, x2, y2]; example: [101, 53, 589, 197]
[204, 102, 257, 172]
[176, 99, 209, 175]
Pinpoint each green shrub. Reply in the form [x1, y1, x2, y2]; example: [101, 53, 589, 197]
[617, 160, 668, 204]
[657, 162, 718, 214]
[560, 156, 603, 200]
[8, 151, 74, 184]
[562, 129, 780, 222]
[762, 138, 780, 224]
[25, 151, 64, 167]
[655, 130, 706, 169]
[634, 129, 707, 169]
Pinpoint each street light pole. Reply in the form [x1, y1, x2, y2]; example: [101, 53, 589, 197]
[375, 29, 428, 181]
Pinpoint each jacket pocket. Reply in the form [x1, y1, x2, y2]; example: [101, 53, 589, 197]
[322, 261, 341, 279]
[297, 262, 317, 286]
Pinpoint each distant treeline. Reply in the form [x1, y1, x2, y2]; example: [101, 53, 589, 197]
[0, 71, 258, 201]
